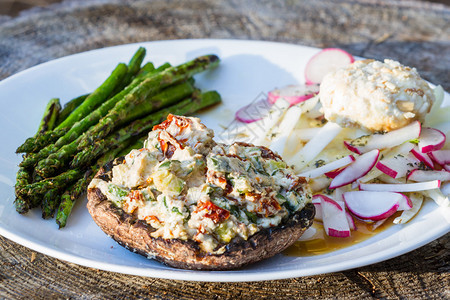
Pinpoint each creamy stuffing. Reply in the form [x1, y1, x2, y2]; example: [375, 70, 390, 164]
[319, 59, 435, 132]
[89, 114, 311, 253]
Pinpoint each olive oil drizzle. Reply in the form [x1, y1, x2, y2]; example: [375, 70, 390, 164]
[284, 213, 399, 257]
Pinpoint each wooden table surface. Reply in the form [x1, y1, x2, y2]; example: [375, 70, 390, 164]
[0, 0, 449, 298]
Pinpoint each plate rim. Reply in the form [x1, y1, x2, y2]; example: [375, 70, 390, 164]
[0, 38, 449, 282]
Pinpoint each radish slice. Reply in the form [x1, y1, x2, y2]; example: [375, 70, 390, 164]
[332, 188, 357, 231]
[397, 193, 413, 210]
[325, 167, 345, 179]
[376, 152, 420, 179]
[298, 155, 355, 178]
[343, 191, 404, 221]
[411, 147, 435, 169]
[344, 121, 421, 154]
[407, 169, 450, 182]
[235, 98, 273, 123]
[418, 128, 446, 153]
[359, 180, 441, 192]
[394, 193, 423, 224]
[312, 195, 323, 221]
[428, 150, 450, 165]
[304, 48, 355, 85]
[329, 149, 380, 189]
[267, 84, 320, 106]
[375, 161, 398, 179]
[346, 212, 356, 230]
[445, 165, 450, 172]
[317, 194, 351, 237]
[357, 142, 415, 184]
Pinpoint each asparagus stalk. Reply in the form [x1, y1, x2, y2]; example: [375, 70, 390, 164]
[76, 54, 219, 148]
[137, 62, 155, 77]
[56, 174, 91, 228]
[72, 90, 221, 168]
[41, 188, 60, 219]
[14, 167, 32, 213]
[16, 127, 69, 154]
[35, 80, 195, 178]
[56, 139, 133, 228]
[19, 63, 170, 169]
[54, 65, 164, 148]
[110, 47, 146, 95]
[57, 94, 89, 126]
[38, 98, 61, 134]
[16, 98, 61, 153]
[18, 169, 82, 198]
[56, 63, 128, 130]
[15, 98, 62, 212]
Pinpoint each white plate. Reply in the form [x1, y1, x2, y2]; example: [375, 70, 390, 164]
[0, 39, 448, 282]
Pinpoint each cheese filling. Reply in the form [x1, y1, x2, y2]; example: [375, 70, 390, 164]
[89, 114, 312, 253]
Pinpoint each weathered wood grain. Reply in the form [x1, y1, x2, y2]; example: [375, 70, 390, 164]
[0, 0, 449, 298]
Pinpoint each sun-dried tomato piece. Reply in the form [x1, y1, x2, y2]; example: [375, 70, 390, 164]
[157, 131, 184, 159]
[144, 215, 160, 224]
[257, 196, 281, 217]
[128, 190, 143, 202]
[153, 114, 192, 133]
[153, 114, 175, 131]
[196, 200, 230, 223]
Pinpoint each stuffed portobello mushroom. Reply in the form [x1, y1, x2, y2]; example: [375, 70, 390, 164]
[87, 114, 314, 270]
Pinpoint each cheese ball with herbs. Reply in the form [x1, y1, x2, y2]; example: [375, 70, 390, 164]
[319, 59, 435, 132]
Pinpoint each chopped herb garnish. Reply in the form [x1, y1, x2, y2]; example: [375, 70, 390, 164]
[108, 184, 128, 198]
[171, 207, 182, 215]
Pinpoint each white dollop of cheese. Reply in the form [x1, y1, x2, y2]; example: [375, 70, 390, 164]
[319, 59, 435, 132]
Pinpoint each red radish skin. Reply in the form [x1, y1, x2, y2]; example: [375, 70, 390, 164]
[329, 149, 380, 189]
[346, 212, 356, 230]
[343, 191, 402, 221]
[376, 162, 398, 178]
[429, 150, 450, 165]
[418, 128, 446, 153]
[267, 84, 319, 106]
[318, 194, 351, 238]
[344, 121, 421, 154]
[343, 141, 361, 155]
[304, 48, 355, 85]
[407, 169, 450, 182]
[298, 155, 355, 178]
[411, 147, 435, 169]
[325, 167, 345, 178]
[375, 152, 420, 179]
[359, 180, 441, 192]
[397, 193, 413, 210]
